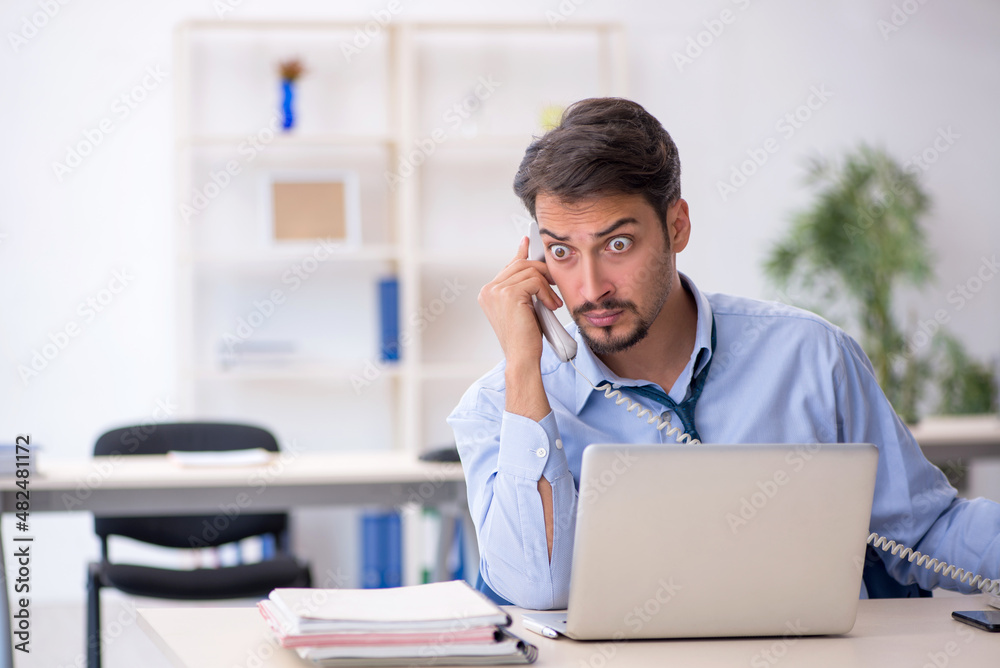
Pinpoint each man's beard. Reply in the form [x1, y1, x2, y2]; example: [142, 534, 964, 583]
[572, 257, 673, 356]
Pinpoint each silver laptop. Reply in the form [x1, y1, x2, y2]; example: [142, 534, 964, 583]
[522, 443, 878, 639]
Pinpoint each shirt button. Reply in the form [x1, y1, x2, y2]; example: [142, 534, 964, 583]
[555, 439, 563, 450]
[536, 448, 547, 458]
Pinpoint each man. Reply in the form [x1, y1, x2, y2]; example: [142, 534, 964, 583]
[446, 97, 1000, 610]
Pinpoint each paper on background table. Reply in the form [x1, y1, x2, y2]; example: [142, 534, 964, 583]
[167, 448, 274, 467]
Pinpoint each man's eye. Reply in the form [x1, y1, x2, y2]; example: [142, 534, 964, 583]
[549, 244, 570, 259]
[608, 236, 632, 252]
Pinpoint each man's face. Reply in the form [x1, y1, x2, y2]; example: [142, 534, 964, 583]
[536, 192, 688, 355]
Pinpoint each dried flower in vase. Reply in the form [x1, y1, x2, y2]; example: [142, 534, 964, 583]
[279, 58, 305, 82]
[277, 59, 305, 131]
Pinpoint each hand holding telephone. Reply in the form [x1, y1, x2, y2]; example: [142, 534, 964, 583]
[525, 220, 695, 443]
[528, 221, 577, 363]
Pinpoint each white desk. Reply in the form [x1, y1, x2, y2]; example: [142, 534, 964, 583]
[0, 452, 469, 668]
[910, 415, 1000, 462]
[0, 451, 466, 515]
[137, 597, 1000, 667]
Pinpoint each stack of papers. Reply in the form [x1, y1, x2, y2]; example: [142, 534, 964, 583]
[258, 580, 537, 666]
[166, 448, 273, 467]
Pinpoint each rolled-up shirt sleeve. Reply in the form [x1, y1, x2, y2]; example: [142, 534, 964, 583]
[447, 385, 577, 609]
[836, 333, 1000, 593]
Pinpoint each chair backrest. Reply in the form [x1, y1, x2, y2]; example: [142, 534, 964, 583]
[93, 422, 287, 551]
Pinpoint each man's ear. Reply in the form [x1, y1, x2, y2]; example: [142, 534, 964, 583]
[669, 199, 691, 253]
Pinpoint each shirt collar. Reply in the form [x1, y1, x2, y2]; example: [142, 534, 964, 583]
[571, 272, 715, 415]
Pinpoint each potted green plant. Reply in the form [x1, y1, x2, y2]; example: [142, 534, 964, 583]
[764, 144, 933, 423]
[934, 334, 999, 415]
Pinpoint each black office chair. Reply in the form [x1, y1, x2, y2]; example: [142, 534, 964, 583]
[86, 422, 312, 668]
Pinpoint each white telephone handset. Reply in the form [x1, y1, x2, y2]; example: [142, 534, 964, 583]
[528, 221, 577, 363]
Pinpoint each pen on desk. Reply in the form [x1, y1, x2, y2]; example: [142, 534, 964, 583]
[521, 618, 559, 639]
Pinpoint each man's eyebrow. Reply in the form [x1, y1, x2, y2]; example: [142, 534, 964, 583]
[593, 218, 639, 238]
[539, 218, 639, 243]
[539, 227, 571, 242]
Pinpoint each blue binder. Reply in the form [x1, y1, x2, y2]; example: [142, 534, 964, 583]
[361, 510, 402, 588]
[378, 277, 400, 362]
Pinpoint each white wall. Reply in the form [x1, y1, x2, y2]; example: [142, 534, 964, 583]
[2, 0, 998, 603]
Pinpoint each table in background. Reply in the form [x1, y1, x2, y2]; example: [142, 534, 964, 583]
[0, 452, 470, 668]
[137, 596, 1000, 668]
[910, 415, 1000, 462]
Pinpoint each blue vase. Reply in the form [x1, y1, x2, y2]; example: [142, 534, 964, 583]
[281, 80, 295, 131]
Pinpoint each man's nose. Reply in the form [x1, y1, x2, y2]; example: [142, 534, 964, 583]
[579, 256, 613, 305]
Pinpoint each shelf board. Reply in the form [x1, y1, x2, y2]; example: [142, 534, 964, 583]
[188, 362, 495, 382]
[418, 250, 512, 268]
[179, 134, 396, 149]
[427, 134, 534, 151]
[184, 245, 399, 266]
[179, 19, 623, 33]
[179, 19, 393, 32]
[191, 362, 404, 382]
[412, 20, 624, 33]
[419, 362, 496, 381]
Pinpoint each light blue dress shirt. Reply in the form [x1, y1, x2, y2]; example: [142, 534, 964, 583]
[447, 273, 1000, 610]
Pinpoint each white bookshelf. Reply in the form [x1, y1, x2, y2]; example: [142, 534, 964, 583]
[173, 19, 627, 457]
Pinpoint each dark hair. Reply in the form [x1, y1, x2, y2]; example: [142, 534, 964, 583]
[513, 97, 681, 225]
